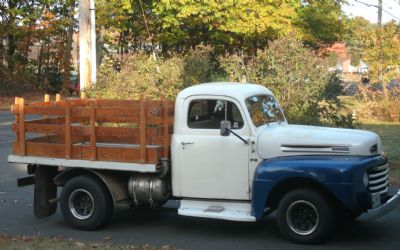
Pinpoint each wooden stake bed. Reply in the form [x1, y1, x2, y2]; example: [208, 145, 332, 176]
[10, 95, 174, 167]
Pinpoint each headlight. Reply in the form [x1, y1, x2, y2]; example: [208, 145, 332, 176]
[363, 172, 369, 187]
[370, 144, 378, 154]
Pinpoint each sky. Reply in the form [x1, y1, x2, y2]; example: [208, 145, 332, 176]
[342, 0, 400, 24]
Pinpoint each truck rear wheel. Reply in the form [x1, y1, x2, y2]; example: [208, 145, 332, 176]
[276, 188, 335, 244]
[60, 175, 113, 230]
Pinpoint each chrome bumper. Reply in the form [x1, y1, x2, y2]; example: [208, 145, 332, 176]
[360, 188, 400, 221]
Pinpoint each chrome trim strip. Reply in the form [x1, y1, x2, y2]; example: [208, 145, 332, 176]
[369, 181, 389, 191]
[369, 176, 388, 185]
[379, 187, 389, 194]
[369, 164, 389, 172]
[368, 168, 389, 179]
[281, 146, 349, 154]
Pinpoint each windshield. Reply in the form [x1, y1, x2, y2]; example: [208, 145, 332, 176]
[245, 95, 285, 127]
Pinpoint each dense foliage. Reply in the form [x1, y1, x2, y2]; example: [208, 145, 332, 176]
[1, 0, 399, 125]
[90, 53, 184, 100]
[0, 0, 346, 95]
[90, 47, 217, 100]
[91, 36, 354, 127]
[249, 36, 349, 125]
[343, 19, 400, 93]
[0, 0, 76, 94]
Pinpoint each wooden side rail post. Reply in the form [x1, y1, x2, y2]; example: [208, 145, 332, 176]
[65, 100, 72, 158]
[18, 98, 26, 156]
[140, 96, 146, 163]
[89, 100, 97, 160]
[14, 97, 20, 152]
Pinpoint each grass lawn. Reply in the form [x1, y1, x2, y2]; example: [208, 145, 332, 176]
[358, 120, 400, 164]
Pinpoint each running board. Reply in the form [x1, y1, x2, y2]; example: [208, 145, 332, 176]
[178, 199, 256, 222]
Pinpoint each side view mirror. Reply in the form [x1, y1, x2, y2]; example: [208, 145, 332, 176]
[220, 120, 231, 136]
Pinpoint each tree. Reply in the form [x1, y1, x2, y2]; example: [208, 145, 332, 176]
[0, 0, 82, 93]
[0, 0, 45, 72]
[152, 0, 298, 53]
[342, 16, 376, 65]
[295, 0, 346, 48]
[363, 21, 400, 98]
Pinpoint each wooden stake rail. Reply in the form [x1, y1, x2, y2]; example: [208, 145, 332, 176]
[12, 95, 174, 164]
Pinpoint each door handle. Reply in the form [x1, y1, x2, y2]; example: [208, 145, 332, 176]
[181, 142, 194, 145]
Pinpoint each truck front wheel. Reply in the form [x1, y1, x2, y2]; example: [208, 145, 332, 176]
[276, 188, 335, 244]
[60, 175, 113, 230]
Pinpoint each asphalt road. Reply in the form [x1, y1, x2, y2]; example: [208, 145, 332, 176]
[1, 110, 400, 249]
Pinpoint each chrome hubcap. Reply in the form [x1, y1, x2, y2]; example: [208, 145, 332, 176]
[286, 200, 319, 235]
[69, 189, 94, 220]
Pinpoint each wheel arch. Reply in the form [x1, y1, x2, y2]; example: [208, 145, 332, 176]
[54, 168, 129, 205]
[265, 177, 342, 211]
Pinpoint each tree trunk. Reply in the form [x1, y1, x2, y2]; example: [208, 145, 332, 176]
[63, 2, 75, 93]
[96, 26, 105, 67]
[6, 0, 16, 73]
[7, 33, 17, 72]
[37, 43, 44, 86]
[0, 36, 4, 67]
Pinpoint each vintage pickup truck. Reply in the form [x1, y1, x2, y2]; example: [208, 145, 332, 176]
[8, 82, 400, 243]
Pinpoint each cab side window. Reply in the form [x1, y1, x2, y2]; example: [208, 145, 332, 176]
[188, 99, 244, 129]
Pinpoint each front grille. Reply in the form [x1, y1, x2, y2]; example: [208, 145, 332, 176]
[367, 163, 389, 195]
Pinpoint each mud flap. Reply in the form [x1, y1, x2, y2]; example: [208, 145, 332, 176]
[34, 166, 58, 218]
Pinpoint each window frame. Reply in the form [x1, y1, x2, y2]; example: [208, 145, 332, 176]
[185, 97, 247, 131]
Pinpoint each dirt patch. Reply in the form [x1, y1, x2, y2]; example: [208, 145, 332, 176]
[0, 235, 177, 250]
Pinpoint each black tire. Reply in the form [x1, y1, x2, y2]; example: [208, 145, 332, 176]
[60, 175, 113, 231]
[276, 188, 335, 244]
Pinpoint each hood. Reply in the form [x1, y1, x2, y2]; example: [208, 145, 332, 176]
[257, 124, 381, 159]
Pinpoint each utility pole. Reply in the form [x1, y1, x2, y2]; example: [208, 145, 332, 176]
[377, 0, 386, 99]
[79, 0, 96, 91]
[89, 0, 96, 85]
[377, 0, 382, 27]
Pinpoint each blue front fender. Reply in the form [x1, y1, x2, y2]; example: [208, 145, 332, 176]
[251, 155, 386, 220]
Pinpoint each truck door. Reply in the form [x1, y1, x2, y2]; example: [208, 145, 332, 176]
[178, 96, 250, 200]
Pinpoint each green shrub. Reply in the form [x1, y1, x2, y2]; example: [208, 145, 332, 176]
[89, 53, 184, 100]
[91, 47, 220, 100]
[218, 53, 248, 82]
[219, 35, 355, 127]
[182, 45, 217, 88]
[91, 37, 354, 128]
